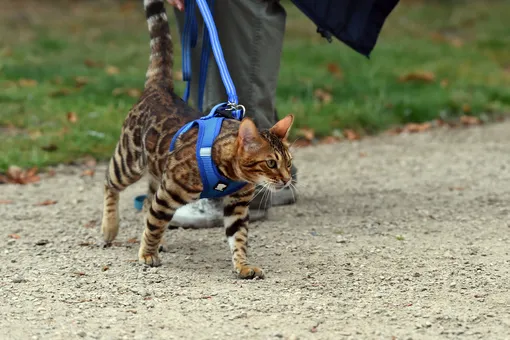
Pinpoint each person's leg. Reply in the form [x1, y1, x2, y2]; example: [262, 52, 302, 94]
[170, 0, 294, 228]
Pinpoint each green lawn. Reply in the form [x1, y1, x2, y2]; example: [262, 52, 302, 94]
[1, 0, 509, 171]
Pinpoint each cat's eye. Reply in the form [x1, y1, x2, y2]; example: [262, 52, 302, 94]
[266, 160, 277, 169]
[287, 160, 292, 168]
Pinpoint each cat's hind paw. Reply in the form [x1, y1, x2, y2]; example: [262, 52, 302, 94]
[237, 265, 265, 279]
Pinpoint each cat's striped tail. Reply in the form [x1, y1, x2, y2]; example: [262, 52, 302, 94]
[144, 0, 173, 88]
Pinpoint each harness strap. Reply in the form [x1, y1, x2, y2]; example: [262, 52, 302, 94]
[182, 0, 197, 103]
[169, 104, 246, 199]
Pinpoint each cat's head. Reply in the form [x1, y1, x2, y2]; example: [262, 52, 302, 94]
[235, 114, 294, 192]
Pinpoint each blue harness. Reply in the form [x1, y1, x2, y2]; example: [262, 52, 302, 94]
[134, 0, 246, 210]
[169, 103, 246, 199]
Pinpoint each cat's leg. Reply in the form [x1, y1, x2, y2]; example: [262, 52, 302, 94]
[141, 175, 169, 253]
[138, 177, 199, 266]
[101, 140, 145, 244]
[143, 175, 159, 213]
[223, 185, 265, 279]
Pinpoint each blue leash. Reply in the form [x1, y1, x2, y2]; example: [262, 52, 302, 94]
[134, 0, 245, 211]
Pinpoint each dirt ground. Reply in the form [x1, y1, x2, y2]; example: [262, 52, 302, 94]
[1, 121, 510, 340]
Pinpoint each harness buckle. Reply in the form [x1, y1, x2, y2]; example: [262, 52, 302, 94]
[225, 102, 246, 120]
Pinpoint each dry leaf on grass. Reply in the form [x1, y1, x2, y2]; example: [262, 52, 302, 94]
[326, 63, 343, 80]
[112, 88, 142, 98]
[18, 78, 38, 87]
[343, 129, 360, 141]
[41, 144, 58, 152]
[84, 59, 103, 68]
[105, 65, 120, 75]
[127, 238, 139, 244]
[67, 112, 78, 123]
[0, 166, 40, 185]
[0, 200, 14, 204]
[8, 234, 21, 239]
[430, 32, 464, 48]
[49, 88, 73, 97]
[291, 139, 312, 148]
[34, 200, 57, 206]
[404, 122, 431, 133]
[398, 71, 435, 83]
[460, 115, 481, 126]
[173, 70, 183, 81]
[313, 88, 333, 104]
[319, 136, 340, 145]
[74, 76, 89, 88]
[296, 127, 315, 141]
[462, 104, 471, 113]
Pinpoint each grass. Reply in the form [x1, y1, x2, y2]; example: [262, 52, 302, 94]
[1, 0, 509, 171]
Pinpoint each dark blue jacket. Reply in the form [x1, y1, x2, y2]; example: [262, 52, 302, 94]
[291, 0, 400, 57]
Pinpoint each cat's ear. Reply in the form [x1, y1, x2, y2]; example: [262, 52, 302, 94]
[270, 114, 294, 140]
[238, 117, 262, 152]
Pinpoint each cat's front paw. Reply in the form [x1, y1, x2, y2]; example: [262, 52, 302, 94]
[237, 265, 265, 279]
[138, 253, 161, 267]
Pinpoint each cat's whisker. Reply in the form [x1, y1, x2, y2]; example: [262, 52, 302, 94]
[248, 185, 266, 204]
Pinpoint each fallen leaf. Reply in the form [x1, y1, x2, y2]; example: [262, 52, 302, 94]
[0, 166, 40, 185]
[343, 129, 360, 141]
[173, 70, 183, 81]
[34, 200, 57, 206]
[8, 233, 20, 239]
[430, 32, 464, 48]
[398, 71, 435, 83]
[113, 88, 141, 98]
[120, 2, 137, 13]
[102, 266, 109, 271]
[74, 76, 89, 88]
[460, 115, 481, 126]
[81, 169, 95, 177]
[359, 152, 367, 157]
[313, 88, 333, 104]
[105, 65, 120, 75]
[326, 63, 343, 79]
[296, 128, 315, 141]
[386, 127, 403, 135]
[319, 136, 340, 144]
[84, 59, 103, 68]
[53, 76, 64, 85]
[49, 88, 73, 97]
[18, 78, 38, 87]
[126, 88, 142, 98]
[291, 139, 312, 148]
[127, 238, 139, 244]
[41, 144, 58, 152]
[67, 111, 78, 123]
[74, 272, 86, 276]
[404, 122, 431, 133]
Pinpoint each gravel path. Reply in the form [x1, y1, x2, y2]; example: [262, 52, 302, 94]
[1, 122, 510, 340]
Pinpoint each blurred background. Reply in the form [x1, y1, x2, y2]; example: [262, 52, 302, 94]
[0, 0, 509, 172]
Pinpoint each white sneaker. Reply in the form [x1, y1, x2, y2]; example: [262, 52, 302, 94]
[168, 197, 269, 229]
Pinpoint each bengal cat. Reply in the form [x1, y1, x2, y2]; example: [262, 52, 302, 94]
[100, 0, 294, 279]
